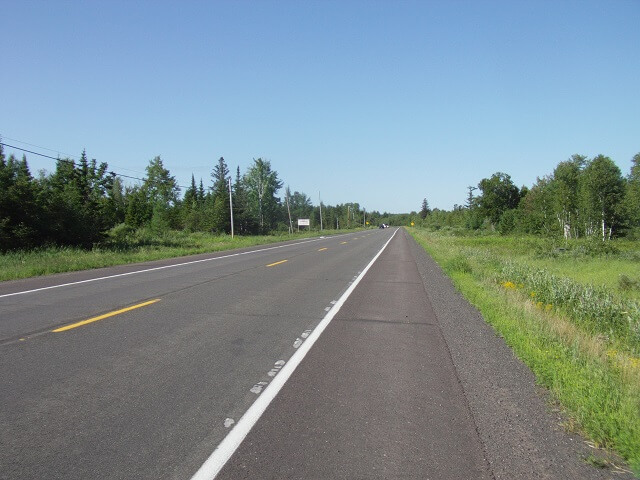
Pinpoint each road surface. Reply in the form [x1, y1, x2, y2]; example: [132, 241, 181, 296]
[0, 228, 630, 479]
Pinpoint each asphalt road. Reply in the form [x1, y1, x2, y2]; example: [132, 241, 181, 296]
[215, 227, 489, 479]
[1, 228, 632, 479]
[1, 230, 395, 479]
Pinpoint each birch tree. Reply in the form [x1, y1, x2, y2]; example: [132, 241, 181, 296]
[580, 155, 625, 240]
[243, 158, 282, 232]
[551, 154, 585, 239]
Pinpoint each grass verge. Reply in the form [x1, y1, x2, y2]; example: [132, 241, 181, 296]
[409, 228, 640, 475]
[0, 227, 364, 282]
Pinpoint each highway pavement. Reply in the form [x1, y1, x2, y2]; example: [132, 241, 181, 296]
[1, 228, 631, 479]
[214, 227, 489, 479]
[1, 230, 396, 479]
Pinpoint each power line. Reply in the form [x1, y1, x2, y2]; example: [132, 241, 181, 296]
[0, 141, 191, 189]
[0, 135, 78, 159]
[1, 142, 63, 162]
[0, 135, 148, 176]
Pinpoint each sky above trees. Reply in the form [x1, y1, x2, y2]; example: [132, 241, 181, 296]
[1, 0, 638, 213]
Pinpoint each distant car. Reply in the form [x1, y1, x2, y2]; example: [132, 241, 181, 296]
[379, 224, 388, 229]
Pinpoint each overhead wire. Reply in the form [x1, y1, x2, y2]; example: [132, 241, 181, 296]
[1, 135, 148, 176]
[0, 141, 191, 188]
[0, 135, 77, 159]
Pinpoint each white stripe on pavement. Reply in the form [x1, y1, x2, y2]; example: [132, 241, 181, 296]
[190, 228, 399, 480]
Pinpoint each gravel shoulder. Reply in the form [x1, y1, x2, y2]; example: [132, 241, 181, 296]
[405, 229, 635, 479]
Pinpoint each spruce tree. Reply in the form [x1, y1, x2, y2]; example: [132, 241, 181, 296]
[419, 198, 431, 219]
[211, 157, 230, 232]
[624, 153, 640, 235]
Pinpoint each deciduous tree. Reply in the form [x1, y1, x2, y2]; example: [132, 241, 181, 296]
[551, 154, 585, 239]
[579, 155, 625, 240]
[243, 158, 282, 232]
[477, 172, 520, 226]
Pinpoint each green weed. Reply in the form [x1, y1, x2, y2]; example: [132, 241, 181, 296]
[409, 228, 640, 475]
[499, 262, 640, 351]
[0, 227, 363, 282]
[620, 275, 640, 292]
[444, 255, 473, 274]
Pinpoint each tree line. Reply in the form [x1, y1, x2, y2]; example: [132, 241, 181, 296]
[416, 153, 640, 240]
[0, 143, 380, 251]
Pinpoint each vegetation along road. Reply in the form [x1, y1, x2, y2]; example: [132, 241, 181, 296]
[1, 228, 635, 479]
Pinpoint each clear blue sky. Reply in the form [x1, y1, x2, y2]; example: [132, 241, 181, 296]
[2, 0, 639, 213]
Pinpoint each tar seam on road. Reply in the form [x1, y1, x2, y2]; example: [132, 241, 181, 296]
[52, 299, 161, 332]
[0, 234, 357, 299]
[190, 228, 399, 480]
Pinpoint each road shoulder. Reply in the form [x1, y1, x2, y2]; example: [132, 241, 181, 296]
[406, 229, 635, 479]
[216, 228, 491, 479]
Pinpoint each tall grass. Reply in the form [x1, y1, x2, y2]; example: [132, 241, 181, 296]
[409, 228, 640, 474]
[498, 262, 640, 352]
[0, 226, 362, 282]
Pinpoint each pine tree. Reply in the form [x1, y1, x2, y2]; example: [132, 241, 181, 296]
[624, 153, 640, 234]
[143, 156, 180, 232]
[0, 153, 42, 250]
[105, 175, 126, 226]
[210, 157, 230, 232]
[182, 174, 199, 231]
[212, 157, 230, 194]
[144, 156, 179, 207]
[125, 186, 151, 228]
[419, 198, 431, 219]
[233, 166, 252, 234]
[198, 179, 206, 205]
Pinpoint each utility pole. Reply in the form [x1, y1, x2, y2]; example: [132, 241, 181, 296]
[319, 191, 323, 231]
[363, 208, 366, 227]
[285, 187, 293, 234]
[347, 205, 350, 228]
[228, 177, 234, 239]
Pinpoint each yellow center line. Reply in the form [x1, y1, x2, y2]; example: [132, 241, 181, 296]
[340, 241, 348, 244]
[318, 247, 328, 252]
[266, 259, 288, 267]
[52, 299, 161, 333]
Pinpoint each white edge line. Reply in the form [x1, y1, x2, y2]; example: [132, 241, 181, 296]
[0, 233, 362, 299]
[190, 228, 399, 480]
